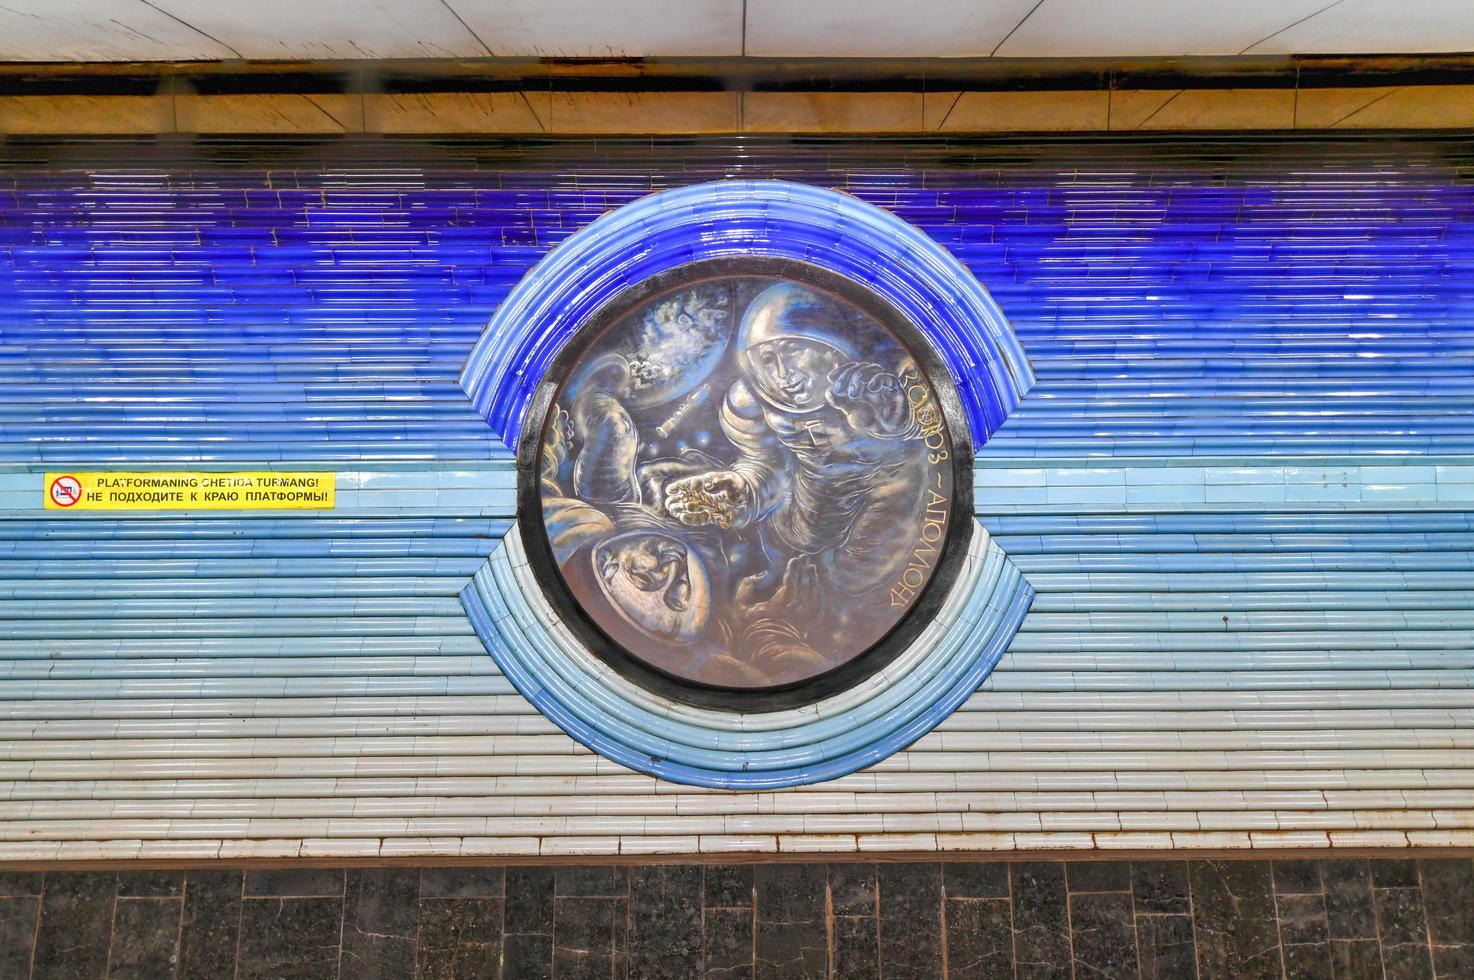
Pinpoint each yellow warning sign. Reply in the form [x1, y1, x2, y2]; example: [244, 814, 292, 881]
[44, 472, 335, 511]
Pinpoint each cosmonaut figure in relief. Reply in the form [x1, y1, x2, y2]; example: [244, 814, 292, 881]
[539, 386, 826, 687]
[664, 283, 929, 608]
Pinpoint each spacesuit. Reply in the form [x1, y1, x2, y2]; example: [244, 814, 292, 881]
[540, 383, 829, 687]
[666, 282, 931, 601]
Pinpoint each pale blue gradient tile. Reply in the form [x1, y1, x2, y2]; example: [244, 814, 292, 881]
[971, 467, 1048, 488]
[1126, 483, 1207, 506]
[1283, 466, 1360, 485]
[1044, 485, 1128, 508]
[1206, 483, 1286, 504]
[1365, 466, 1437, 484]
[1360, 483, 1436, 504]
[1125, 467, 1205, 486]
[1204, 467, 1285, 486]
[1285, 482, 1363, 504]
[1436, 465, 1474, 484]
[975, 486, 1048, 510]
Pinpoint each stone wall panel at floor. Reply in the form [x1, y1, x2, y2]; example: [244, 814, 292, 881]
[0, 856, 1463, 978]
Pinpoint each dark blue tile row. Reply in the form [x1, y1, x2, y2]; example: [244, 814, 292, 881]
[0, 135, 1470, 461]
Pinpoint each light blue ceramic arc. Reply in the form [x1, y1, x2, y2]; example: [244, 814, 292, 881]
[461, 533, 1033, 789]
[499, 532, 1009, 757]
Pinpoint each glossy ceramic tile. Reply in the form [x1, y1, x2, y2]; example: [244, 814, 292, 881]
[0, 135, 1469, 857]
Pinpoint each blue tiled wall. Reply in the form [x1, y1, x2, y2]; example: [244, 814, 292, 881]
[2, 135, 1469, 464]
[0, 135, 1471, 858]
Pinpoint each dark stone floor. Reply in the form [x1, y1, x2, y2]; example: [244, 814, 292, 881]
[0, 856, 1467, 978]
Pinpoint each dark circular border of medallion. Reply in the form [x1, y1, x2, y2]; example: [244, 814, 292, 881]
[515, 256, 975, 712]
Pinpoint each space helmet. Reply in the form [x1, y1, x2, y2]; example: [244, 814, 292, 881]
[736, 283, 861, 412]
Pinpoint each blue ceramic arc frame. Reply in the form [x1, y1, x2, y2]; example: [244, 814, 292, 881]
[459, 179, 1036, 789]
[460, 179, 1034, 455]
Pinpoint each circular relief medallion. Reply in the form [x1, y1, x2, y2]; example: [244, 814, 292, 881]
[519, 259, 973, 708]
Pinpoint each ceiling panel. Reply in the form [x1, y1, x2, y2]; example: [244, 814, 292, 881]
[1247, 0, 1474, 54]
[0, 0, 235, 61]
[0, 0, 1472, 62]
[148, 0, 486, 60]
[745, 0, 1041, 57]
[449, 0, 743, 57]
[993, 0, 1346, 57]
